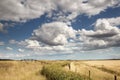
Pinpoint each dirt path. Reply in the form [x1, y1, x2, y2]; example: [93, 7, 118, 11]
[74, 61, 120, 80]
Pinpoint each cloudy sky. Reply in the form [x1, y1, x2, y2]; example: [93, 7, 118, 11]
[0, 0, 120, 60]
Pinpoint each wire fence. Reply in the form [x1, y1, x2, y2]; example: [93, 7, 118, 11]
[67, 63, 119, 80]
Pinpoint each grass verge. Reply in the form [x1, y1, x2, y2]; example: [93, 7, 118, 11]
[41, 62, 90, 80]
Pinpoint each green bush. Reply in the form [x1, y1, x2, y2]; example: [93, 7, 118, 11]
[41, 63, 85, 80]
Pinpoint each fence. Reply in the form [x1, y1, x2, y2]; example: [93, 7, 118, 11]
[67, 63, 119, 80]
[87, 70, 118, 80]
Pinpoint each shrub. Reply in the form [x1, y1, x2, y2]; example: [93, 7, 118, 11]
[41, 63, 85, 80]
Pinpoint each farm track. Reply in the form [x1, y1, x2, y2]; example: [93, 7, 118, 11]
[74, 61, 120, 80]
[81, 62, 120, 76]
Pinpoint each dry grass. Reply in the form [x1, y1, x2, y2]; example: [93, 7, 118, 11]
[0, 60, 120, 80]
[83, 60, 120, 75]
[0, 61, 46, 80]
[74, 60, 120, 80]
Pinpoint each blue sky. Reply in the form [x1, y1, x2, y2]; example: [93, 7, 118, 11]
[0, 0, 120, 60]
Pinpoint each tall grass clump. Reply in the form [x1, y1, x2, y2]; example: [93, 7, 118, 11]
[41, 62, 87, 80]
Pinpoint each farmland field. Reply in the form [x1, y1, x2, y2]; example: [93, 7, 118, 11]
[0, 60, 120, 80]
[74, 60, 120, 80]
[0, 60, 47, 80]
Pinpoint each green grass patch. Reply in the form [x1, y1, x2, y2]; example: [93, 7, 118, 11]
[41, 62, 89, 80]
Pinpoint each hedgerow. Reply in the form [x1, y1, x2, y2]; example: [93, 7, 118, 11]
[41, 63, 86, 80]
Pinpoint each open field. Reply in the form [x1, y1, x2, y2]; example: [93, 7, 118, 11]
[0, 60, 47, 80]
[0, 60, 120, 80]
[74, 60, 120, 80]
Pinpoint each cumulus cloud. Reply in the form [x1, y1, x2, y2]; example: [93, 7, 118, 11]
[0, 0, 56, 22]
[48, 0, 120, 23]
[56, 0, 117, 16]
[107, 17, 120, 26]
[12, 21, 81, 54]
[6, 47, 13, 50]
[0, 0, 119, 22]
[19, 39, 85, 56]
[2, 0, 120, 55]
[25, 39, 40, 48]
[8, 16, 120, 53]
[79, 18, 120, 50]
[31, 22, 76, 46]
[17, 39, 42, 51]
[12, 17, 120, 53]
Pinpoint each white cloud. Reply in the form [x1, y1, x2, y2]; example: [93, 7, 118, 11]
[9, 39, 41, 51]
[85, 0, 120, 16]
[79, 18, 120, 50]
[7, 16, 120, 54]
[26, 39, 40, 47]
[6, 47, 13, 50]
[107, 17, 120, 26]
[1, 0, 120, 55]
[0, 0, 119, 22]
[94, 19, 120, 33]
[18, 48, 24, 53]
[15, 17, 120, 53]
[47, 0, 120, 23]
[0, 0, 56, 22]
[32, 21, 76, 46]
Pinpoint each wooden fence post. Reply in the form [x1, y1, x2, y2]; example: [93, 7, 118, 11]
[114, 75, 117, 80]
[89, 70, 91, 80]
[68, 64, 70, 70]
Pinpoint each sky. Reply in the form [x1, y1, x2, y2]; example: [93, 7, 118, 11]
[0, 0, 120, 60]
